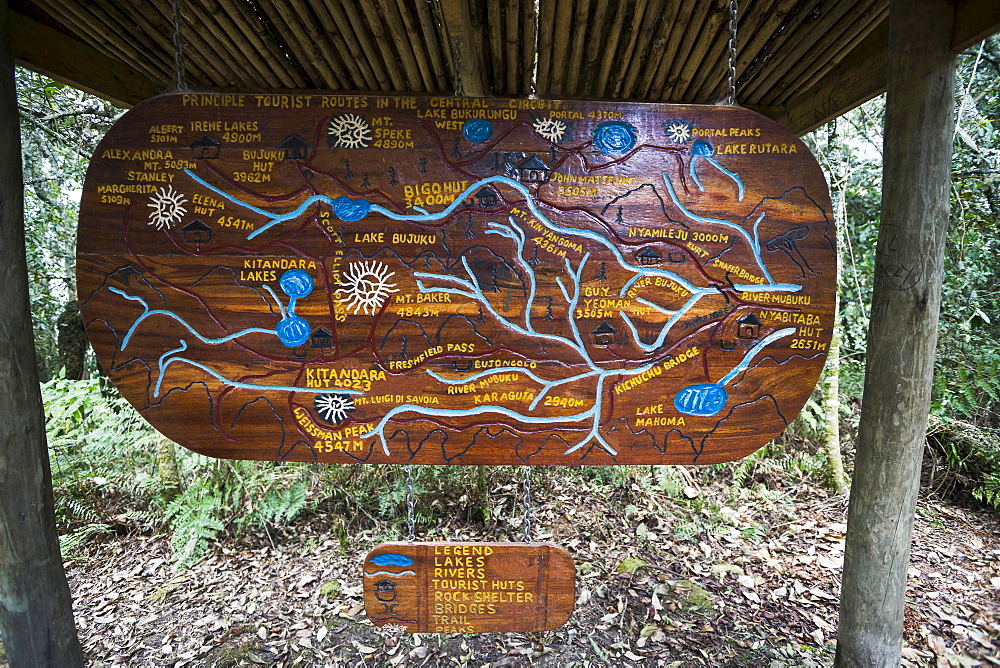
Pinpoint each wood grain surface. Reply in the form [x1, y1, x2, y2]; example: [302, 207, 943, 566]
[77, 93, 835, 465]
[362, 542, 575, 633]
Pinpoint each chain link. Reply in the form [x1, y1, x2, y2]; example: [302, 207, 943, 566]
[726, 0, 739, 106]
[171, 0, 188, 91]
[405, 464, 416, 543]
[521, 467, 532, 542]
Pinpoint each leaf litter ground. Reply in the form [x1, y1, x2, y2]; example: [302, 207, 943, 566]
[9, 472, 1000, 667]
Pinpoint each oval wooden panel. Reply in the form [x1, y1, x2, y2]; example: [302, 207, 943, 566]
[78, 93, 835, 465]
[362, 542, 575, 633]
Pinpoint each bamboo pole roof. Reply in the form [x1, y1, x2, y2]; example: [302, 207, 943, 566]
[8, 0, 1000, 135]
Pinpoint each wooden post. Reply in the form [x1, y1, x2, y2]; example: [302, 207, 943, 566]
[835, 0, 955, 665]
[0, 2, 85, 665]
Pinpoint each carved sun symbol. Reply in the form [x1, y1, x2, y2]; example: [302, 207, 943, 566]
[327, 113, 373, 149]
[663, 120, 692, 144]
[314, 393, 355, 424]
[532, 117, 567, 144]
[335, 260, 399, 315]
[146, 185, 188, 230]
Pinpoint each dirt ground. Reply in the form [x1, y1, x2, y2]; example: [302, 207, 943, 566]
[11, 472, 1000, 667]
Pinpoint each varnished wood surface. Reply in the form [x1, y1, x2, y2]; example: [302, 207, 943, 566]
[362, 542, 575, 633]
[78, 93, 835, 465]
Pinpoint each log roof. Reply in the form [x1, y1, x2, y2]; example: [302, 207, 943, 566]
[8, 0, 1000, 135]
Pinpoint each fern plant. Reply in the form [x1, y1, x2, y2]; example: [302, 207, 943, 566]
[165, 481, 226, 567]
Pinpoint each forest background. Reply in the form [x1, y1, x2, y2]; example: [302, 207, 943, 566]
[7, 33, 1000, 667]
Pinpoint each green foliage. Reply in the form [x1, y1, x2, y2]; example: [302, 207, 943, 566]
[723, 421, 828, 493]
[923, 37, 1000, 508]
[16, 69, 121, 381]
[164, 480, 227, 567]
[157, 457, 315, 567]
[42, 376, 315, 565]
[976, 471, 1000, 507]
[59, 523, 113, 557]
[42, 376, 160, 530]
[652, 465, 684, 497]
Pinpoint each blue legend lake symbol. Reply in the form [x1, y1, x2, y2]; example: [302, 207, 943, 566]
[463, 119, 494, 143]
[592, 121, 637, 154]
[370, 553, 414, 567]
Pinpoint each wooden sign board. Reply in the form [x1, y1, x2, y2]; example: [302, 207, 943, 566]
[362, 542, 574, 633]
[78, 93, 835, 465]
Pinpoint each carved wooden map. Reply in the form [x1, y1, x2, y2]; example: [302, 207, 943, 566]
[78, 93, 835, 465]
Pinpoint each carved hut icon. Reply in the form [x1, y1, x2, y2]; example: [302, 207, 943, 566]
[637, 247, 662, 265]
[516, 155, 549, 183]
[278, 134, 311, 160]
[181, 219, 211, 243]
[737, 312, 762, 339]
[373, 579, 398, 602]
[592, 320, 617, 346]
[310, 328, 332, 348]
[475, 186, 499, 207]
[189, 135, 220, 159]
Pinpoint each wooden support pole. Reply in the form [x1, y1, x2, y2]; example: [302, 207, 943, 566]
[0, 3, 84, 665]
[835, 0, 956, 665]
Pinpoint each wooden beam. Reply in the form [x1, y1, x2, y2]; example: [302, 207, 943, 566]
[775, 0, 1000, 135]
[767, 19, 888, 136]
[0, 1, 86, 663]
[835, 0, 956, 665]
[8, 8, 157, 107]
[953, 0, 1000, 50]
[437, 0, 488, 97]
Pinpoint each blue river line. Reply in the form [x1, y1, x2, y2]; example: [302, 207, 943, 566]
[167, 163, 806, 456]
[110, 287, 276, 349]
[361, 401, 607, 456]
[110, 287, 360, 397]
[718, 328, 797, 387]
[690, 140, 745, 201]
[425, 366, 600, 412]
[262, 284, 287, 318]
[660, 171, 775, 285]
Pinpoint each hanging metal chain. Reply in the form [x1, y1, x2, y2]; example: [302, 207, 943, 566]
[726, 0, 739, 106]
[170, 0, 189, 91]
[405, 464, 416, 543]
[521, 467, 532, 542]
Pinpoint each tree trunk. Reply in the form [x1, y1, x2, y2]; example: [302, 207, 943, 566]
[835, 0, 956, 665]
[821, 325, 848, 495]
[155, 436, 181, 503]
[56, 299, 87, 380]
[822, 119, 848, 496]
[0, 3, 86, 665]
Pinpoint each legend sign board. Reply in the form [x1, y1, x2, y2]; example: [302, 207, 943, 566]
[78, 93, 835, 465]
[362, 542, 575, 633]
